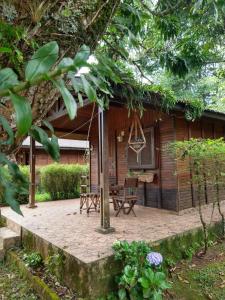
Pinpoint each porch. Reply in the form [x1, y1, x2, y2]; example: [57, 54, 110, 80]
[2, 199, 224, 264]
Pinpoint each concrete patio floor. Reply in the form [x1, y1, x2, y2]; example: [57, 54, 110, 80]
[1, 199, 225, 264]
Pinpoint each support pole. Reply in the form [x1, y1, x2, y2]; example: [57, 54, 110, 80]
[28, 136, 37, 208]
[96, 108, 115, 234]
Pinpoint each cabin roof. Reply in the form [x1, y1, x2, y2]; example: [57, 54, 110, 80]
[21, 137, 89, 150]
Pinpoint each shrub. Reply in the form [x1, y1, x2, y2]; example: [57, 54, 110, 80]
[40, 163, 88, 200]
[109, 240, 170, 300]
[23, 252, 43, 268]
[35, 192, 51, 202]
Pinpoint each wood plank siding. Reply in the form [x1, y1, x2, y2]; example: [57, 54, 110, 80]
[16, 148, 86, 166]
[90, 105, 225, 212]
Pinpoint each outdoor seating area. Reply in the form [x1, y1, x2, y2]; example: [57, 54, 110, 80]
[80, 176, 139, 217]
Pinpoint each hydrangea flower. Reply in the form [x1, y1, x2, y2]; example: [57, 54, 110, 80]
[146, 252, 163, 266]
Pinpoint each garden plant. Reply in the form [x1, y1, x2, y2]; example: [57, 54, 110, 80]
[102, 240, 170, 300]
[169, 138, 225, 253]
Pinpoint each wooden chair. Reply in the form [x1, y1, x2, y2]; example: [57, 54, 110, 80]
[80, 175, 89, 214]
[80, 176, 100, 215]
[109, 184, 123, 211]
[113, 177, 139, 217]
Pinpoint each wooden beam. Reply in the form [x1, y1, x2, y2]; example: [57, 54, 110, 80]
[47, 98, 91, 122]
[28, 136, 37, 208]
[96, 107, 115, 233]
[45, 130, 87, 140]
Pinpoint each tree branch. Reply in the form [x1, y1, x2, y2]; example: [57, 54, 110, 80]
[140, 0, 182, 16]
[102, 37, 153, 84]
[0, 65, 76, 98]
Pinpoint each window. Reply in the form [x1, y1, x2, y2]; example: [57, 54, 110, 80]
[128, 127, 155, 169]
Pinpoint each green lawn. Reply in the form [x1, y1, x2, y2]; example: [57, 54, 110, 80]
[0, 261, 39, 300]
[168, 241, 225, 299]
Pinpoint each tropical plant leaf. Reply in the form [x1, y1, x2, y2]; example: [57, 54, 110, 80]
[10, 93, 32, 137]
[0, 68, 19, 89]
[42, 120, 54, 133]
[25, 41, 59, 81]
[52, 79, 77, 119]
[29, 126, 60, 161]
[81, 75, 97, 102]
[58, 57, 74, 70]
[69, 73, 84, 93]
[78, 92, 84, 106]
[74, 45, 90, 68]
[0, 116, 14, 145]
[4, 188, 23, 216]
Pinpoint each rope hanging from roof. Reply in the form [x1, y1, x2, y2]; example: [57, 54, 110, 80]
[128, 112, 146, 162]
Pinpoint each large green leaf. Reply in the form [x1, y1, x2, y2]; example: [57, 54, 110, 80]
[69, 73, 84, 93]
[42, 119, 54, 133]
[52, 79, 77, 119]
[29, 126, 60, 162]
[57, 57, 74, 70]
[25, 41, 59, 81]
[74, 45, 90, 68]
[0, 153, 26, 216]
[0, 68, 19, 89]
[0, 116, 14, 145]
[81, 75, 97, 102]
[10, 93, 32, 137]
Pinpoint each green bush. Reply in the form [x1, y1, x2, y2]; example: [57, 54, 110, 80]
[0, 163, 88, 205]
[102, 241, 170, 300]
[35, 192, 51, 202]
[23, 252, 43, 268]
[40, 163, 88, 200]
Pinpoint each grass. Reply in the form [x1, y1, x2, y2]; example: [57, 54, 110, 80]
[35, 192, 51, 202]
[0, 261, 39, 299]
[168, 240, 225, 299]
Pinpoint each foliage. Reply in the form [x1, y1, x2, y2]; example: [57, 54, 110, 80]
[23, 252, 43, 269]
[0, 261, 38, 299]
[45, 252, 65, 281]
[109, 240, 170, 300]
[40, 163, 88, 200]
[0, 163, 87, 205]
[0, 40, 118, 213]
[35, 192, 51, 202]
[0, 155, 28, 214]
[168, 138, 225, 253]
[1, 0, 225, 216]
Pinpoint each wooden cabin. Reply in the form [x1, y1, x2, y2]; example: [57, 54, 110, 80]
[16, 137, 88, 166]
[48, 98, 225, 213]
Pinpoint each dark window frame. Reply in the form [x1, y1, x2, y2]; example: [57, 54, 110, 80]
[128, 127, 155, 170]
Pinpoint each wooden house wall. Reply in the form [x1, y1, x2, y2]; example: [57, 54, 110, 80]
[90, 104, 225, 212]
[17, 148, 86, 166]
[90, 106, 178, 210]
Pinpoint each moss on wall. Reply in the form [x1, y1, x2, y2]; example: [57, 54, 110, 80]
[21, 221, 224, 299]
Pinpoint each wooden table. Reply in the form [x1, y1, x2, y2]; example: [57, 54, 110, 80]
[137, 173, 155, 206]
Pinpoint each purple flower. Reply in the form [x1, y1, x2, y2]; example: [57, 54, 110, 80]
[146, 252, 163, 266]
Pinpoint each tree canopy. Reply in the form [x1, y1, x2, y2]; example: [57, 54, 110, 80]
[0, 0, 225, 213]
